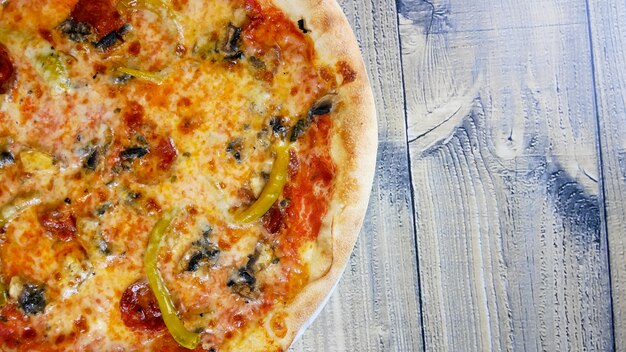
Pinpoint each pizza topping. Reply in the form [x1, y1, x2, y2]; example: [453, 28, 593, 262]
[247, 242, 276, 272]
[0, 43, 15, 94]
[223, 24, 243, 60]
[116, 67, 167, 85]
[297, 19, 309, 34]
[35, 50, 70, 93]
[120, 146, 149, 161]
[144, 210, 201, 349]
[83, 148, 100, 171]
[93, 28, 126, 50]
[185, 230, 220, 272]
[38, 204, 78, 242]
[0, 283, 7, 308]
[68, 0, 126, 42]
[269, 117, 288, 138]
[290, 94, 335, 142]
[0, 150, 15, 168]
[57, 20, 93, 42]
[226, 138, 243, 162]
[19, 150, 55, 173]
[289, 119, 308, 142]
[155, 138, 177, 171]
[228, 242, 275, 300]
[17, 283, 46, 316]
[120, 280, 166, 331]
[58, 255, 93, 299]
[261, 202, 283, 234]
[308, 94, 335, 117]
[0, 192, 42, 230]
[226, 267, 257, 300]
[235, 143, 290, 223]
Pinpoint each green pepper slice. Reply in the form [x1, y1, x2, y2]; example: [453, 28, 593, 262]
[144, 210, 200, 349]
[117, 67, 167, 85]
[0, 282, 7, 307]
[36, 52, 70, 92]
[235, 143, 290, 224]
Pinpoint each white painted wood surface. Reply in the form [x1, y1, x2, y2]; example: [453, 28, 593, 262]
[294, 0, 626, 351]
[588, 0, 626, 349]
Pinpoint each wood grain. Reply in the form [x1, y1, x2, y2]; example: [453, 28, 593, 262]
[587, 0, 626, 349]
[399, 0, 614, 350]
[291, 0, 424, 350]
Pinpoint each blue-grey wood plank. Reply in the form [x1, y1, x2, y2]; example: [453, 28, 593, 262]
[587, 0, 626, 349]
[399, 0, 613, 350]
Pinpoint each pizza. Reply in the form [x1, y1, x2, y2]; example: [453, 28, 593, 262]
[0, 0, 376, 350]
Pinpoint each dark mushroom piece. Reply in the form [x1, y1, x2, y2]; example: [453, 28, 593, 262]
[226, 243, 276, 300]
[120, 146, 149, 161]
[269, 117, 288, 137]
[18, 283, 46, 315]
[297, 19, 310, 34]
[57, 19, 94, 42]
[227, 267, 257, 300]
[83, 147, 99, 171]
[222, 24, 243, 60]
[0, 150, 15, 168]
[290, 94, 336, 142]
[186, 244, 220, 271]
[185, 229, 220, 271]
[307, 94, 335, 118]
[226, 139, 243, 162]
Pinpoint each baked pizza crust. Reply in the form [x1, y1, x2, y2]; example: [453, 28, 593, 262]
[0, 0, 376, 349]
[268, 0, 377, 349]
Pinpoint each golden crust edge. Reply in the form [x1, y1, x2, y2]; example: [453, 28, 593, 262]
[268, 0, 378, 349]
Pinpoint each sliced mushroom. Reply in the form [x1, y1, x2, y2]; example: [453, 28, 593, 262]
[0, 150, 15, 168]
[227, 267, 257, 300]
[17, 283, 46, 315]
[184, 228, 221, 272]
[222, 24, 242, 60]
[58, 19, 94, 42]
[290, 94, 337, 142]
[307, 94, 336, 118]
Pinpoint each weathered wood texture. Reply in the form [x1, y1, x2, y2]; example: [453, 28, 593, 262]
[399, 0, 614, 351]
[292, 0, 423, 350]
[588, 0, 626, 349]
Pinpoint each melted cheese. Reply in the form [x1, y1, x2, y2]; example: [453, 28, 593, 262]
[0, 0, 343, 350]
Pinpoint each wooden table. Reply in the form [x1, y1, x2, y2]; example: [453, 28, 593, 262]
[291, 0, 626, 351]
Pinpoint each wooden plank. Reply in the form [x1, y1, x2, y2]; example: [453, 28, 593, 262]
[292, 0, 424, 350]
[587, 0, 626, 349]
[399, 0, 614, 350]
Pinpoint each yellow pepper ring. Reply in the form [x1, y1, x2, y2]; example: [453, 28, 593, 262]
[235, 143, 291, 224]
[144, 210, 201, 349]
